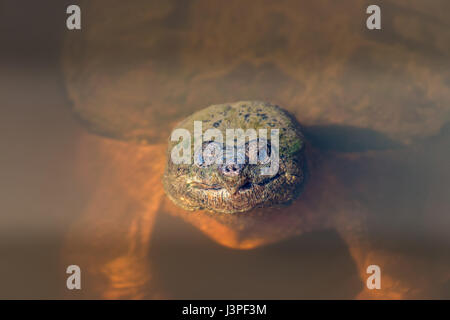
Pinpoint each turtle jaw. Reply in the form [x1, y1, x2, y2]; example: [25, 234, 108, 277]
[163, 169, 299, 214]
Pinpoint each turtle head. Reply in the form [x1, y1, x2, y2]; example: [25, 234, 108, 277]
[163, 101, 307, 214]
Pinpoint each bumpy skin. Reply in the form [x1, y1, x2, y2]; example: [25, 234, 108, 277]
[163, 101, 307, 213]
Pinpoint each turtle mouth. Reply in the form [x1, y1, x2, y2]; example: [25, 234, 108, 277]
[186, 173, 284, 213]
[190, 173, 281, 194]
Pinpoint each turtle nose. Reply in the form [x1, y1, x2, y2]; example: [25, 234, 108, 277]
[220, 163, 244, 177]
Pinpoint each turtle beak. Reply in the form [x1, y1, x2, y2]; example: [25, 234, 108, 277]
[225, 185, 240, 195]
[223, 178, 250, 195]
[219, 163, 249, 195]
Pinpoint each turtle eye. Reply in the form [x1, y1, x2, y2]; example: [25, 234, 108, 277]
[246, 138, 272, 165]
[258, 148, 270, 164]
[194, 141, 223, 167]
[235, 145, 246, 164]
[194, 150, 205, 167]
[203, 141, 223, 165]
[247, 140, 258, 164]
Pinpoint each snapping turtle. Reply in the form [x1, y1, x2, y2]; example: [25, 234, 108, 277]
[62, 0, 450, 299]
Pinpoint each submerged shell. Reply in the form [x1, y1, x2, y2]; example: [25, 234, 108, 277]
[63, 0, 450, 145]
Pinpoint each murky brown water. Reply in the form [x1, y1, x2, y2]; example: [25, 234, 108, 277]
[1, 0, 449, 299]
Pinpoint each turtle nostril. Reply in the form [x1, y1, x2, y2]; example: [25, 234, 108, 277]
[221, 163, 243, 176]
